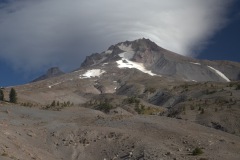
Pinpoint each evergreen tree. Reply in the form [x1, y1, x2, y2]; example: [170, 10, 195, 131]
[0, 89, 4, 101]
[9, 88, 17, 103]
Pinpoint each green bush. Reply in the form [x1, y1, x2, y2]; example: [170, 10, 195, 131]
[200, 108, 205, 114]
[21, 102, 34, 107]
[135, 104, 145, 114]
[97, 102, 113, 113]
[51, 100, 56, 107]
[236, 84, 240, 90]
[206, 89, 216, 95]
[145, 87, 156, 94]
[192, 147, 203, 156]
[190, 106, 195, 110]
[1, 152, 8, 156]
[43, 100, 73, 110]
[125, 96, 140, 104]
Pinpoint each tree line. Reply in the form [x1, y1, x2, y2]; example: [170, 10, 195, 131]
[0, 88, 17, 103]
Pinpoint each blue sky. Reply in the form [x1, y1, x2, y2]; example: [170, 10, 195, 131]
[197, 1, 240, 61]
[0, 0, 239, 87]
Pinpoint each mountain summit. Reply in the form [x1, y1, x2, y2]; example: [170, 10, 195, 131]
[32, 67, 64, 82]
[80, 38, 240, 82]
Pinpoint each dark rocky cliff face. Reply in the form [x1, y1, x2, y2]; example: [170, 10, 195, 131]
[32, 67, 64, 82]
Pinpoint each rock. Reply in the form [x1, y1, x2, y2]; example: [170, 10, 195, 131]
[27, 132, 35, 137]
[32, 67, 64, 82]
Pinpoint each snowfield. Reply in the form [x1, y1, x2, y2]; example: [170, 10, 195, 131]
[48, 78, 74, 88]
[118, 43, 133, 52]
[117, 52, 157, 76]
[105, 50, 113, 54]
[208, 66, 230, 82]
[190, 62, 201, 65]
[79, 69, 106, 79]
[118, 52, 134, 59]
[102, 63, 108, 66]
[48, 82, 61, 88]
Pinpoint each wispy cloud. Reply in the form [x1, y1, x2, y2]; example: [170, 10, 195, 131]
[0, 0, 235, 72]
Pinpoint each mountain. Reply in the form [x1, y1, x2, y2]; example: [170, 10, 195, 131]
[32, 67, 64, 82]
[81, 38, 240, 82]
[1, 38, 240, 160]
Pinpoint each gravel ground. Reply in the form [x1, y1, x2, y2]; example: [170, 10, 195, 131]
[0, 106, 240, 160]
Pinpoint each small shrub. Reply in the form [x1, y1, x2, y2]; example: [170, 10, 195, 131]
[228, 83, 233, 87]
[125, 96, 140, 104]
[192, 147, 203, 156]
[145, 87, 156, 94]
[198, 106, 202, 111]
[1, 152, 8, 156]
[206, 89, 216, 95]
[200, 108, 205, 114]
[135, 106, 142, 114]
[43, 100, 73, 110]
[67, 101, 70, 106]
[21, 102, 34, 107]
[183, 106, 186, 112]
[97, 102, 113, 113]
[190, 106, 195, 110]
[236, 84, 240, 90]
[51, 100, 56, 107]
[135, 104, 144, 114]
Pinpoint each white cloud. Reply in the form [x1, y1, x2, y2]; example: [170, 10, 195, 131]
[0, 0, 235, 72]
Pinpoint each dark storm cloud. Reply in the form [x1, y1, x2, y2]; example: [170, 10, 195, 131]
[0, 0, 235, 72]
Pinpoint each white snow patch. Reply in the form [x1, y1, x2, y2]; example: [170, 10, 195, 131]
[190, 62, 201, 65]
[118, 43, 133, 52]
[208, 66, 230, 82]
[105, 50, 112, 54]
[79, 69, 105, 79]
[116, 52, 157, 76]
[102, 63, 108, 66]
[119, 52, 134, 60]
[74, 70, 81, 73]
[48, 78, 76, 88]
[48, 82, 61, 88]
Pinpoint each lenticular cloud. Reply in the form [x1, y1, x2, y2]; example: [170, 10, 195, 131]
[0, 0, 234, 72]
